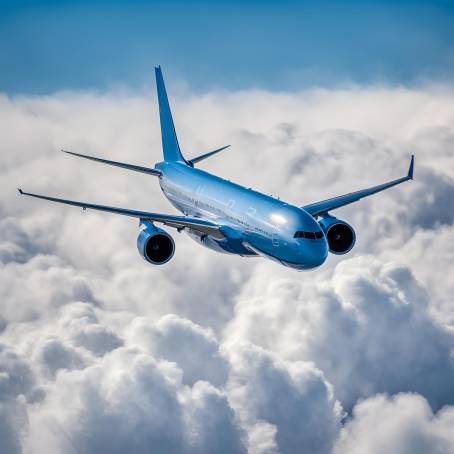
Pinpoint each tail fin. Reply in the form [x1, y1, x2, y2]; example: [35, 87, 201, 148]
[155, 66, 186, 163]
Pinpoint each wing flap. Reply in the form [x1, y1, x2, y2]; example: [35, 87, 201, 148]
[18, 189, 224, 239]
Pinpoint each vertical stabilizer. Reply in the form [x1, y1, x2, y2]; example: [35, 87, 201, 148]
[155, 66, 186, 163]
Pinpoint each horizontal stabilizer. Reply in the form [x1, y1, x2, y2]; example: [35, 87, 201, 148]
[62, 150, 162, 176]
[188, 145, 231, 166]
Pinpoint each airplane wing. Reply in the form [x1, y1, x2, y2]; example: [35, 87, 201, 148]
[302, 155, 414, 217]
[18, 189, 225, 239]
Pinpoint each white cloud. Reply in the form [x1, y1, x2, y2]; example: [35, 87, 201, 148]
[385, 224, 454, 326]
[180, 381, 247, 454]
[0, 255, 95, 324]
[0, 344, 41, 454]
[58, 303, 123, 357]
[333, 393, 454, 454]
[224, 257, 454, 412]
[224, 342, 342, 454]
[24, 348, 188, 454]
[127, 314, 229, 387]
[33, 337, 86, 379]
[0, 344, 37, 401]
[0, 399, 28, 454]
[1, 83, 454, 453]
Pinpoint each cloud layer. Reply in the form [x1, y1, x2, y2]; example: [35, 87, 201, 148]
[0, 83, 454, 453]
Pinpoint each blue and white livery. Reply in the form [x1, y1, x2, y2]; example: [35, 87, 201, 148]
[19, 67, 414, 270]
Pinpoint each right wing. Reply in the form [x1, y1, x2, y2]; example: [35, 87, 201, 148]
[18, 189, 224, 239]
[62, 150, 162, 176]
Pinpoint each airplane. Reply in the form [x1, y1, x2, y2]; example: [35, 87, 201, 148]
[18, 67, 414, 270]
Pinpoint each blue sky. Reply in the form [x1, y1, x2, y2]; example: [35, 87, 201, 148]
[1, 0, 454, 94]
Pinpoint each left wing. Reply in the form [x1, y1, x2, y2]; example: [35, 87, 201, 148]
[18, 189, 225, 239]
[303, 155, 414, 217]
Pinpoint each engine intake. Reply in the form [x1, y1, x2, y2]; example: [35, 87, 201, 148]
[137, 221, 175, 265]
[318, 216, 356, 255]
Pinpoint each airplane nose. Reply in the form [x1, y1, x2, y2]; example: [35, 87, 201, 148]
[306, 240, 328, 267]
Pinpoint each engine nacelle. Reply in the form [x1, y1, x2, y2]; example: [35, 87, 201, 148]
[318, 216, 356, 255]
[137, 221, 175, 265]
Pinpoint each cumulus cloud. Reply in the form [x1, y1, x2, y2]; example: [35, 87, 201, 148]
[127, 314, 229, 387]
[25, 348, 188, 454]
[0, 344, 41, 454]
[180, 381, 247, 454]
[24, 343, 247, 454]
[224, 342, 342, 453]
[0, 83, 454, 453]
[58, 303, 123, 356]
[224, 257, 454, 413]
[385, 224, 454, 326]
[0, 255, 95, 324]
[333, 393, 454, 454]
[33, 337, 86, 379]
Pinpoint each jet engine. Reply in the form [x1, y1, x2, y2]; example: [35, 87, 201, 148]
[137, 221, 175, 265]
[318, 216, 356, 255]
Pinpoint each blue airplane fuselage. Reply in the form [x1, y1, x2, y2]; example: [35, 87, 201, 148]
[156, 161, 328, 269]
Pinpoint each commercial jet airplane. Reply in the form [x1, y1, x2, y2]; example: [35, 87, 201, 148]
[18, 67, 414, 270]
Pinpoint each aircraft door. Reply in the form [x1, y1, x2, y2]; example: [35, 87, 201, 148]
[272, 228, 279, 247]
[245, 206, 256, 236]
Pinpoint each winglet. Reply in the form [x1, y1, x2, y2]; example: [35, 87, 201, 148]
[18, 188, 23, 195]
[408, 154, 415, 180]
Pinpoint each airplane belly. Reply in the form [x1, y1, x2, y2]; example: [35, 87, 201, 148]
[185, 230, 257, 256]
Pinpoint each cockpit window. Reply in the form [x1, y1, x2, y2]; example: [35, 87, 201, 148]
[294, 231, 324, 239]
